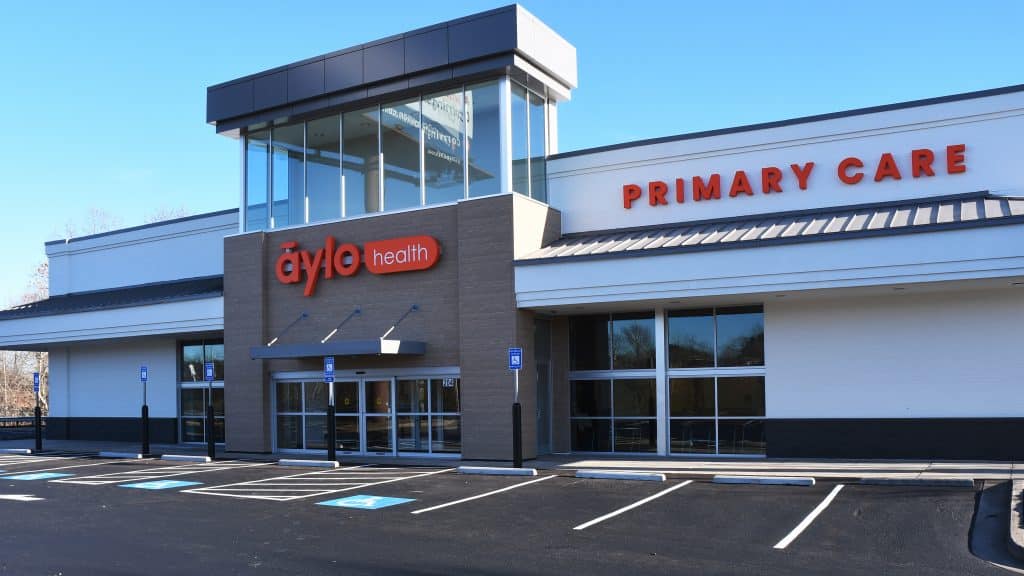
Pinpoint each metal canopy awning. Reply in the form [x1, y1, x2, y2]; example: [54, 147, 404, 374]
[249, 339, 426, 360]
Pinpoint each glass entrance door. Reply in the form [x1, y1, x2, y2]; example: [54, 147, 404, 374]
[364, 379, 393, 454]
[334, 380, 361, 454]
[276, 376, 460, 456]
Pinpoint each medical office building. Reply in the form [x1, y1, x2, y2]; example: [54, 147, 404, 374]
[1, 5, 1022, 461]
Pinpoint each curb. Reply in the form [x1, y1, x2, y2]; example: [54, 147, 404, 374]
[713, 475, 815, 486]
[99, 451, 144, 459]
[1009, 480, 1024, 562]
[0, 449, 32, 455]
[458, 466, 537, 476]
[576, 470, 666, 482]
[859, 477, 975, 488]
[162, 455, 212, 463]
[278, 459, 339, 468]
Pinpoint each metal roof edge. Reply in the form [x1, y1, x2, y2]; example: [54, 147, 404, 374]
[45, 208, 238, 247]
[550, 191, 993, 241]
[514, 213, 1024, 268]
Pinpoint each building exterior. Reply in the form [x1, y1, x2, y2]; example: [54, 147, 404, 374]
[1, 5, 1022, 460]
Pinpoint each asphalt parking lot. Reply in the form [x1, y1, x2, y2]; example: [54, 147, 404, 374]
[0, 453, 1011, 575]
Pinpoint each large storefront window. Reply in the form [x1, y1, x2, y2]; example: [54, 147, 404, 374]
[567, 306, 766, 456]
[667, 306, 766, 455]
[179, 339, 225, 444]
[275, 377, 460, 455]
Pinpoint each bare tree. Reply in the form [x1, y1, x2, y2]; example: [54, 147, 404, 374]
[145, 205, 191, 224]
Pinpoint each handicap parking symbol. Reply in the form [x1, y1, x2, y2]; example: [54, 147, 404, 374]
[120, 480, 202, 490]
[1, 472, 74, 481]
[317, 494, 415, 510]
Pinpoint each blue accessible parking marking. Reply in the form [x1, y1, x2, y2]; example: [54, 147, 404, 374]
[120, 480, 203, 490]
[317, 495, 415, 510]
[2, 472, 74, 481]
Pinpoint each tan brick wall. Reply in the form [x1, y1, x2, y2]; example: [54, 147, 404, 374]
[224, 195, 560, 459]
[550, 317, 570, 453]
[224, 232, 271, 452]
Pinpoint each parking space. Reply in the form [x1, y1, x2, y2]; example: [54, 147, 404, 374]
[183, 464, 455, 502]
[0, 456, 1005, 575]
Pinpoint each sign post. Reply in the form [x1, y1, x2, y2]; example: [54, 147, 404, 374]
[33, 372, 41, 453]
[140, 365, 150, 457]
[508, 347, 523, 468]
[204, 362, 216, 460]
[324, 357, 336, 463]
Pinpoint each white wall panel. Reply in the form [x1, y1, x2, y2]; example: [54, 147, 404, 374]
[46, 211, 237, 296]
[548, 91, 1024, 233]
[0, 297, 223, 348]
[764, 289, 1024, 418]
[48, 347, 69, 418]
[515, 225, 1024, 308]
[64, 339, 178, 418]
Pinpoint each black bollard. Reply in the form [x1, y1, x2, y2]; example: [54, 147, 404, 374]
[206, 404, 216, 460]
[34, 405, 42, 453]
[141, 404, 150, 457]
[512, 402, 522, 468]
[327, 404, 337, 463]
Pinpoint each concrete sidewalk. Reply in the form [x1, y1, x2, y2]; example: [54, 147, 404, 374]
[1, 437, 1018, 481]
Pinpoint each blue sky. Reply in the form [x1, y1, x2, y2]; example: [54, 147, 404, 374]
[1, 0, 1020, 304]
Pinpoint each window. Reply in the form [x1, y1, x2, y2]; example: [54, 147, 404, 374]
[667, 306, 764, 369]
[510, 82, 547, 200]
[306, 115, 341, 223]
[466, 81, 502, 197]
[179, 339, 225, 444]
[271, 124, 304, 228]
[667, 306, 765, 455]
[570, 379, 656, 453]
[343, 106, 380, 217]
[241, 77, 549, 231]
[245, 130, 269, 231]
[396, 377, 461, 454]
[569, 312, 655, 370]
[423, 89, 466, 205]
[381, 99, 422, 211]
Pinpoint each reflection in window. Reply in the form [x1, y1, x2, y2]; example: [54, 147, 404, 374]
[529, 92, 547, 202]
[511, 83, 529, 194]
[717, 377, 765, 417]
[716, 307, 765, 367]
[423, 90, 465, 205]
[669, 378, 715, 417]
[611, 313, 655, 369]
[466, 81, 501, 197]
[343, 106, 380, 216]
[571, 379, 655, 453]
[271, 123, 304, 228]
[306, 115, 340, 223]
[667, 309, 715, 368]
[381, 99, 421, 211]
[569, 315, 610, 371]
[245, 130, 269, 231]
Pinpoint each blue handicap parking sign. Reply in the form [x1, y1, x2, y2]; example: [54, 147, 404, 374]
[317, 495, 415, 510]
[120, 480, 202, 490]
[1, 472, 73, 481]
[204, 362, 215, 382]
[508, 347, 523, 371]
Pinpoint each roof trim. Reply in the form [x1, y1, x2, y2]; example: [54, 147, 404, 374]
[549, 83, 1024, 161]
[45, 208, 238, 247]
[554, 191, 993, 241]
[516, 192, 1024, 267]
[0, 275, 224, 320]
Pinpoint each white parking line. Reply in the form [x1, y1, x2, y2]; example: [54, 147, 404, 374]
[2, 461, 120, 474]
[572, 480, 693, 531]
[773, 484, 845, 550]
[51, 460, 274, 485]
[185, 466, 454, 502]
[0, 455, 73, 467]
[411, 475, 556, 515]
